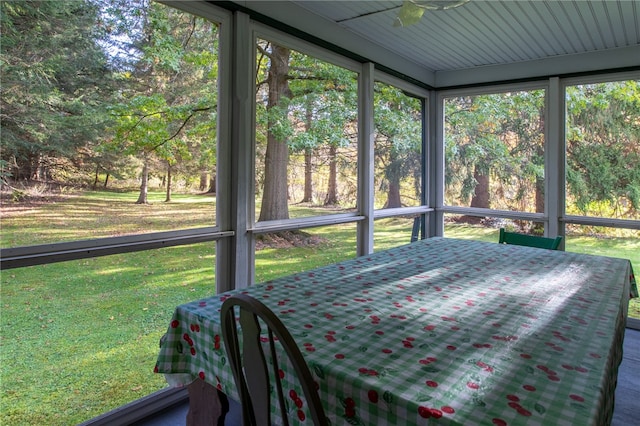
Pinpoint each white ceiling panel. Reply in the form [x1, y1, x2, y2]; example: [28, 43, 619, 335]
[234, 1, 640, 86]
[291, 1, 639, 78]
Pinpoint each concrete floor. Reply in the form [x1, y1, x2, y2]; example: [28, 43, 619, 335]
[136, 328, 640, 426]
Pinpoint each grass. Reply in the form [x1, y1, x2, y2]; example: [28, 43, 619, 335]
[1, 190, 638, 425]
[1, 244, 217, 425]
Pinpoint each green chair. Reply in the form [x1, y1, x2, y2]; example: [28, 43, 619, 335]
[498, 228, 562, 250]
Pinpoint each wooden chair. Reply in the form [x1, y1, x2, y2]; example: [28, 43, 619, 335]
[410, 216, 421, 242]
[498, 228, 562, 250]
[220, 294, 328, 426]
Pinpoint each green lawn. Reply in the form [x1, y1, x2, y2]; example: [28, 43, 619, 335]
[1, 190, 638, 425]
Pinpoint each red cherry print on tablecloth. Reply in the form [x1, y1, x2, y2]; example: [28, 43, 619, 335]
[183, 333, 194, 346]
[325, 330, 337, 342]
[368, 390, 378, 403]
[418, 406, 431, 418]
[357, 367, 379, 376]
[418, 406, 443, 419]
[344, 397, 356, 418]
[476, 361, 494, 373]
[429, 408, 443, 418]
[419, 356, 437, 365]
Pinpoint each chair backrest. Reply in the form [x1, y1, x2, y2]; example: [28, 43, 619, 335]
[220, 294, 328, 426]
[498, 228, 562, 250]
[410, 216, 421, 242]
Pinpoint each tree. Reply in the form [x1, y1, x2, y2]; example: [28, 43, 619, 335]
[257, 44, 292, 221]
[566, 81, 640, 218]
[374, 82, 423, 208]
[444, 91, 546, 225]
[105, 2, 219, 203]
[1, 0, 113, 182]
[255, 41, 358, 220]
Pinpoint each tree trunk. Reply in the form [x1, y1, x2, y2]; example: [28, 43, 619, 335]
[324, 145, 338, 205]
[259, 44, 291, 222]
[104, 173, 110, 188]
[93, 165, 99, 190]
[136, 159, 149, 204]
[302, 104, 313, 203]
[384, 151, 403, 208]
[301, 105, 313, 203]
[165, 162, 172, 202]
[207, 174, 216, 194]
[470, 167, 490, 209]
[302, 148, 313, 203]
[463, 166, 489, 224]
[199, 172, 208, 191]
[386, 181, 402, 209]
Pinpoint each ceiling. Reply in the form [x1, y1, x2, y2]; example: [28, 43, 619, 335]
[232, 1, 640, 87]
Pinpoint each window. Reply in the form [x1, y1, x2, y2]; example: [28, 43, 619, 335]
[0, 2, 226, 423]
[444, 89, 546, 215]
[373, 81, 423, 210]
[1, 2, 222, 248]
[254, 38, 359, 223]
[565, 80, 640, 221]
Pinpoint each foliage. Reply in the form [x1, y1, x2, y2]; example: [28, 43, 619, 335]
[0, 0, 114, 182]
[374, 82, 423, 208]
[566, 81, 640, 218]
[104, 2, 219, 202]
[444, 90, 545, 212]
[255, 39, 360, 219]
[444, 82, 639, 221]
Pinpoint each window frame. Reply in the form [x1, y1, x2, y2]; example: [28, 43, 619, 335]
[436, 81, 553, 235]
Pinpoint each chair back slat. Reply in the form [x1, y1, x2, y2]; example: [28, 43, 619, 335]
[238, 308, 271, 424]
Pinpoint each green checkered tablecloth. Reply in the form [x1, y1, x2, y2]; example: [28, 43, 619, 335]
[155, 237, 637, 425]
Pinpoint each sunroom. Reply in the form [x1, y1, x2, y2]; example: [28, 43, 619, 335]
[1, 1, 638, 425]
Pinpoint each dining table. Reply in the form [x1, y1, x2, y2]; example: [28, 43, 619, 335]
[155, 237, 637, 425]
